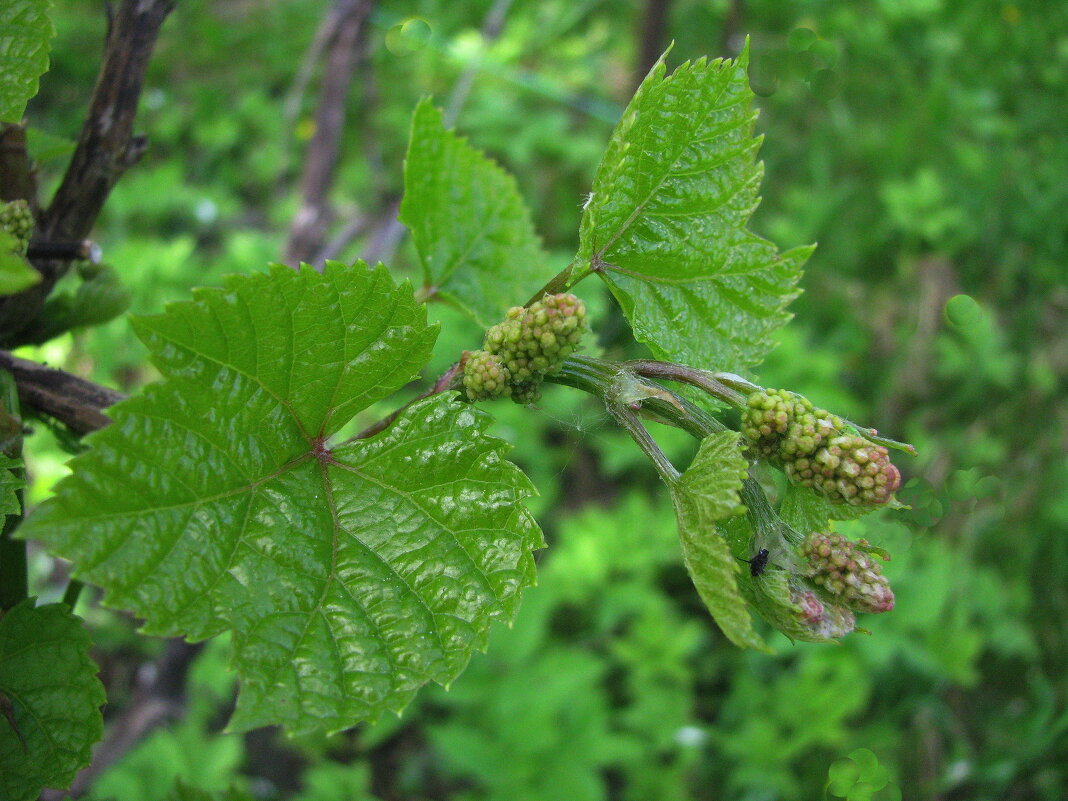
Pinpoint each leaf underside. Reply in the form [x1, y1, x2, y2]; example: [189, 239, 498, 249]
[579, 46, 811, 374]
[0, 0, 54, 123]
[0, 600, 105, 801]
[400, 99, 551, 327]
[672, 431, 769, 651]
[23, 261, 543, 735]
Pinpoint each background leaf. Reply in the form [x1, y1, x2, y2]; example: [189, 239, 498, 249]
[0, 454, 22, 516]
[22, 261, 543, 735]
[399, 99, 551, 326]
[672, 431, 769, 651]
[0, 0, 54, 123]
[0, 600, 104, 801]
[0, 233, 40, 296]
[578, 47, 811, 373]
[16, 264, 131, 345]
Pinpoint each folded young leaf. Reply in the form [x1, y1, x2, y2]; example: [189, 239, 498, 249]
[579, 45, 811, 373]
[22, 262, 543, 735]
[0, 600, 105, 801]
[0, 0, 54, 123]
[672, 431, 769, 651]
[400, 99, 551, 327]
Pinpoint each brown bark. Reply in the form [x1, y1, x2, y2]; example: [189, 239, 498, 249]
[0, 350, 123, 435]
[0, 124, 36, 205]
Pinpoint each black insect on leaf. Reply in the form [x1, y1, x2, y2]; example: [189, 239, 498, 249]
[739, 547, 770, 577]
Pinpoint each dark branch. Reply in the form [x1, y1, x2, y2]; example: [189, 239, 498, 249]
[0, 0, 175, 344]
[0, 124, 36, 205]
[635, 0, 672, 88]
[43, 0, 175, 242]
[0, 351, 123, 436]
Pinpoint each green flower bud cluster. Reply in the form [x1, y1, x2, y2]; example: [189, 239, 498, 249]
[462, 350, 511, 401]
[0, 200, 33, 255]
[740, 388, 901, 506]
[463, 293, 588, 405]
[801, 531, 895, 614]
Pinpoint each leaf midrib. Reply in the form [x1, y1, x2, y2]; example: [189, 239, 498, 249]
[593, 65, 745, 264]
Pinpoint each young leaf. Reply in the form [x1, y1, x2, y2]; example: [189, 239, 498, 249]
[399, 99, 551, 326]
[716, 515, 853, 643]
[672, 431, 769, 651]
[578, 46, 811, 373]
[22, 261, 543, 735]
[778, 483, 876, 534]
[0, 233, 40, 296]
[0, 600, 105, 801]
[0, 0, 55, 123]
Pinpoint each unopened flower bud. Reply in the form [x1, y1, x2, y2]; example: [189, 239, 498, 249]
[741, 388, 901, 506]
[481, 292, 588, 405]
[462, 350, 512, 401]
[0, 200, 33, 255]
[802, 531, 895, 614]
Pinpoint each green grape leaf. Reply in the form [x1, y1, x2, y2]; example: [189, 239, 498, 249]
[0, 234, 40, 296]
[778, 483, 875, 534]
[22, 261, 543, 736]
[0, 600, 105, 801]
[399, 99, 551, 327]
[0, 454, 23, 516]
[578, 45, 812, 373]
[0, 0, 54, 123]
[672, 431, 769, 651]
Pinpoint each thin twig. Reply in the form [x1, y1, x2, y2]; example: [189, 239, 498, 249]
[626, 359, 748, 407]
[443, 0, 515, 125]
[350, 359, 465, 441]
[283, 0, 376, 266]
[320, 0, 516, 267]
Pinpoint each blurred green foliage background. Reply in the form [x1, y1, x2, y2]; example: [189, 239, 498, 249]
[18, 0, 1068, 799]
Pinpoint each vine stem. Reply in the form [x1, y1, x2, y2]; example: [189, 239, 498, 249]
[350, 359, 466, 441]
[610, 403, 680, 483]
[521, 257, 595, 307]
[624, 359, 749, 407]
[549, 354, 787, 546]
[0, 370, 27, 612]
[62, 579, 85, 611]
